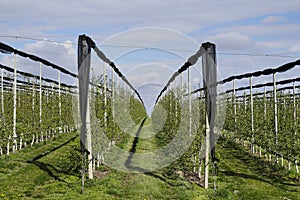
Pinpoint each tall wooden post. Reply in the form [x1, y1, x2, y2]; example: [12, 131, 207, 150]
[293, 82, 298, 172]
[1, 68, 4, 120]
[111, 69, 115, 119]
[202, 42, 217, 189]
[86, 81, 93, 179]
[263, 86, 267, 157]
[78, 35, 93, 194]
[181, 73, 184, 105]
[188, 67, 192, 137]
[103, 62, 107, 129]
[39, 62, 42, 138]
[32, 80, 36, 144]
[264, 86, 267, 127]
[233, 79, 237, 134]
[293, 82, 296, 136]
[58, 70, 61, 130]
[250, 77, 253, 152]
[12, 53, 17, 152]
[244, 92, 247, 112]
[111, 69, 115, 141]
[174, 79, 178, 125]
[273, 73, 278, 164]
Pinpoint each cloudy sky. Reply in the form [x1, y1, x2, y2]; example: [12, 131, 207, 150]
[0, 0, 300, 111]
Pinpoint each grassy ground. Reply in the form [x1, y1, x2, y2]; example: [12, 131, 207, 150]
[212, 138, 300, 200]
[0, 131, 299, 199]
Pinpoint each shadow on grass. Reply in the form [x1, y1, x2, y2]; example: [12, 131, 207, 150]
[31, 135, 78, 161]
[145, 171, 190, 188]
[123, 118, 189, 188]
[124, 117, 147, 169]
[27, 135, 79, 183]
[219, 138, 299, 188]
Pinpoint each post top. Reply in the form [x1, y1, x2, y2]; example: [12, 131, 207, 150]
[201, 42, 215, 50]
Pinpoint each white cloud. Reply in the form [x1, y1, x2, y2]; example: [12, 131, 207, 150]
[99, 27, 199, 62]
[214, 23, 300, 39]
[0, 40, 77, 85]
[209, 32, 253, 50]
[287, 46, 300, 53]
[1, 0, 300, 93]
[1, 0, 300, 36]
[23, 40, 76, 70]
[258, 41, 285, 50]
[124, 63, 174, 87]
[262, 15, 287, 24]
[211, 23, 300, 58]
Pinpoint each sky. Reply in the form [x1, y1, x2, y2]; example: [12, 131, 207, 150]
[0, 0, 300, 113]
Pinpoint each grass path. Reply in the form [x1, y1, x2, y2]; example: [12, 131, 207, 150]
[214, 138, 300, 199]
[0, 131, 299, 199]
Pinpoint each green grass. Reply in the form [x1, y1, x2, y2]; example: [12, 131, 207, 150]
[0, 132, 299, 199]
[212, 138, 300, 200]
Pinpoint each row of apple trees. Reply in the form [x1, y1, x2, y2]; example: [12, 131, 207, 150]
[224, 85, 300, 172]
[0, 71, 76, 155]
[88, 74, 148, 166]
[153, 85, 207, 178]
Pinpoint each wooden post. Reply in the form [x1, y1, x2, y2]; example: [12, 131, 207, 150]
[78, 35, 94, 195]
[111, 69, 116, 141]
[273, 73, 278, 164]
[250, 77, 254, 154]
[111, 69, 115, 119]
[18, 84, 20, 109]
[233, 79, 237, 134]
[293, 81, 296, 137]
[202, 42, 217, 189]
[39, 62, 42, 137]
[204, 111, 210, 189]
[58, 70, 61, 132]
[19, 133, 23, 150]
[1, 68, 3, 120]
[181, 73, 184, 106]
[293, 82, 298, 173]
[174, 79, 178, 125]
[0, 69, 4, 153]
[51, 84, 54, 138]
[188, 67, 192, 137]
[244, 92, 247, 112]
[242, 92, 246, 146]
[7, 135, 11, 155]
[77, 78, 80, 130]
[46, 85, 49, 104]
[169, 85, 172, 125]
[198, 89, 203, 179]
[264, 86, 267, 132]
[103, 62, 107, 129]
[86, 87, 93, 179]
[12, 53, 17, 152]
[261, 86, 267, 157]
[32, 80, 36, 144]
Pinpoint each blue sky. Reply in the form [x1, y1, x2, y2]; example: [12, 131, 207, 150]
[0, 0, 300, 112]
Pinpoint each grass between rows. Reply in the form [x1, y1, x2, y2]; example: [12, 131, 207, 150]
[0, 130, 299, 199]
